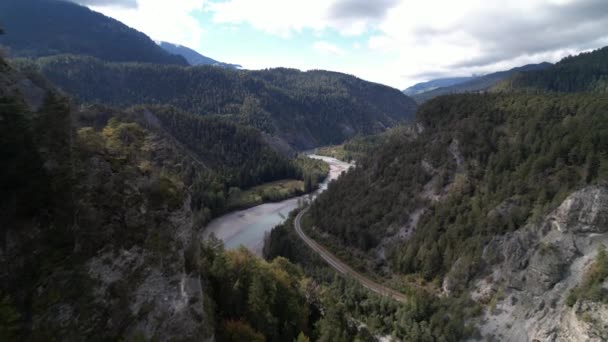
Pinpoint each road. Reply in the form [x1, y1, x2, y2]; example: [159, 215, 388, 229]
[294, 207, 408, 303]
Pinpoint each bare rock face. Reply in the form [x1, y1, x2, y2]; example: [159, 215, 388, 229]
[79, 136, 214, 341]
[31, 128, 213, 340]
[549, 186, 608, 234]
[472, 185, 608, 342]
[525, 244, 568, 295]
[572, 301, 608, 340]
[0, 62, 216, 341]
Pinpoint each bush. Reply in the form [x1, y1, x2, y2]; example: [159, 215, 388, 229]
[568, 246, 608, 306]
[146, 176, 182, 210]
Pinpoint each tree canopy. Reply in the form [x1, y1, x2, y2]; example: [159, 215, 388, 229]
[16, 55, 417, 149]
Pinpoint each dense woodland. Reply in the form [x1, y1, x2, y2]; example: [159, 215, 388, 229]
[0, 58, 330, 340]
[67, 102, 321, 224]
[0, 0, 187, 65]
[498, 46, 608, 93]
[311, 92, 608, 284]
[14, 55, 417, 149]
[199, 237, 317, 342]
[308, 46, 608, 289]
[259, 46, 608, 341]
[113, 104, 331, 222]
[264, 214, 478, 341]
[315, 130, 395, 162]
[0, 66, 473, 340]
[127, 105, 299, 189]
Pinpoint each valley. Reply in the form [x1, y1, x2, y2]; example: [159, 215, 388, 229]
[294, 207, 408, 303]
[203, 155, 350, 255]
[1, 1, 608, 341]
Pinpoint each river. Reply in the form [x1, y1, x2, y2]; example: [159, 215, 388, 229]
[201, 155, 352, 256]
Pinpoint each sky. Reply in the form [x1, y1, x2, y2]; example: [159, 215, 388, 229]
[74, 0, 608, 89]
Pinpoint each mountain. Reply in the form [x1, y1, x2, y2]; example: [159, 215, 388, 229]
[265, 47, 608, 340]
[497, 46, 608, 93]
[403, 76, 477, 96]
[0, 56, 333, 340]
[17, 55, 417, 149]
[412, 62, 553, 103]
[158, 41, 241, 69]
[0, 0, 187, 65]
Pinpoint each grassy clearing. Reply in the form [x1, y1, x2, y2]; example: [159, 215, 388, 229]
[315, 145, 349, 162]
[315, 132, 390, 162]
[227, 179, 305, 210]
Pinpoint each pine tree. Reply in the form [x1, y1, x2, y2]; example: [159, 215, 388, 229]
[585, 152, 600, 183]
[421, 243, 442, 280]
[296, 331, 310, 342]
[248, 274, 271, 334]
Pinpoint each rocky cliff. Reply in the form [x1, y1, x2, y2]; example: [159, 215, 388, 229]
[468, 186, 608, 341]
[0, 60, 215, 340]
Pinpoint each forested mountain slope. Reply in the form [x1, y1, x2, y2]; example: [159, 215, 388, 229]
[0, 55, 333, 341]
[412, 63, 552, 103]
[403, 76, 477, 96]
[301, 47, 608, 340]
[16, 55, 417, 149]
[0, 0, 187, 65]
[312, 93, 608, 265]
[497, 46, 608, 93]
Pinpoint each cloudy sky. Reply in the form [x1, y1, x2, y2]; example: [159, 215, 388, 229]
[77, 0, 608, 89]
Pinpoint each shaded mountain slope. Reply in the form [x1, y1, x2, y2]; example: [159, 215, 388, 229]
[158, 41, 241, 69]
[403, 76, 477, 96]
[0, 57, 323, 341]
[16, 55, 417, 149]
[303, 46, 608, 340]
[0, 0, 187, 65]
[412, 63, 552, 103]
[497, 46, 608, 93]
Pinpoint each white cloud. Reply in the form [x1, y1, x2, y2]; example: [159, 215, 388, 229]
[206, 0, 608, 88]
[88, 0, 206, 49]
[79, 0, 608, 88]
[208, 0, 331, 37]
[207, 0, 393, 37]
[367, 35, 395, 53]
[314, 41, 345, 56]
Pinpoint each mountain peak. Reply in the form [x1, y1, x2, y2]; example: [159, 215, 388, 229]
[0, 0, 188, 65]
[157, 41, 242, 69]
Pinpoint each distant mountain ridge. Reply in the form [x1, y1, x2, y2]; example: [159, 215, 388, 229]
[497, 46, 608, 93]
[158, 41, 241, 69]
[403, 76, 477, 96]
[411, 62, 553, 103]
[17, 55, 417, 150]
[0, 0, 187, 65]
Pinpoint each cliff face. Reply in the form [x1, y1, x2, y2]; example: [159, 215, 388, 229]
[72, 135, 213, 341]
[469, 186, 608, 341]
[0, 62, 214, 340]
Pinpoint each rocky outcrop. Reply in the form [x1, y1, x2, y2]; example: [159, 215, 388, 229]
[0, 76, 216, 340]
[76, 125, 214, 341]
[470, 185, 608, 341]
[86, 205, 212, 341]
[549, 186, 608, 233]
